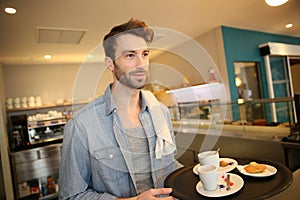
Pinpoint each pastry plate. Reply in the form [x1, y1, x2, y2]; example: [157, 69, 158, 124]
[196, 173, 244, 197]
[193, 158, 238, 175]
[236, 164, 277, 177]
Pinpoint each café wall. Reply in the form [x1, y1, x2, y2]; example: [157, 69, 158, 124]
[151, 26, 231, 101]
[0, 63, 14, 200]
[3, 63, 113, 105]
[221, 26, 300, 101]
[291, 63, 300, 94]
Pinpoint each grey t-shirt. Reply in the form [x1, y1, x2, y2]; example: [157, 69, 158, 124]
[125, 126, 154, 194]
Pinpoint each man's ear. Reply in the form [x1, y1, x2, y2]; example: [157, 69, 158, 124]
[105, 57, 114, 71]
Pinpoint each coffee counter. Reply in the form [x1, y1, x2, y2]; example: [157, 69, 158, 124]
[172, 120, 290, 139]
[173, 121, 289, 167]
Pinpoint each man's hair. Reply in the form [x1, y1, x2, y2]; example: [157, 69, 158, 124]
[103, 18, 154, 60]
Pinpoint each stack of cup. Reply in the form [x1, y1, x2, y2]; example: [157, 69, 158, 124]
[35, 96, 42, 107]
[197, 150, 220, 191]
[6, 98, 13, 109]
[14, 97, 21, 109]
[21, 97, 28, 108]
[28, 96, 35, 107]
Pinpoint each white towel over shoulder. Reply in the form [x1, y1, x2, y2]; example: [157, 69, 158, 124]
[142, 90, 176, 159]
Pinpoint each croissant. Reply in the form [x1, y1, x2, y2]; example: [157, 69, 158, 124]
[244, 162, 266, 173]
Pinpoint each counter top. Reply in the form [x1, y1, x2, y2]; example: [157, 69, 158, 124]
[172, 121, 290, 141]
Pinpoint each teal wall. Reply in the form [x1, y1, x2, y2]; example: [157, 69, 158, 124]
[221, 26, 300, 101]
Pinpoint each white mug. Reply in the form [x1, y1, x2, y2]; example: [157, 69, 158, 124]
[198, 165, 218, 191]
[198, 150, 219, 169]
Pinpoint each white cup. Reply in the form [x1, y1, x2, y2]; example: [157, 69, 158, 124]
[198, 165, 218, 191]
[14, 97, 20, 104]
[21, 97, 27, 103]
[28, 96, 35, 102]
[6, 98, 13, 104]
[198, 150, 219, 169]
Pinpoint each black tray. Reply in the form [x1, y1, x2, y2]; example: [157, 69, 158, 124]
[164, 158, 292, 200]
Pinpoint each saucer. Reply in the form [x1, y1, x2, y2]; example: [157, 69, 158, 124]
[193, 158, 238, 175]
[196, 173, 244, 197]
[237, 164, 277, 177]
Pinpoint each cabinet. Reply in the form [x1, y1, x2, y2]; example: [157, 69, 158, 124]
[6, 102, 87, 199]
[11, 144, 61, 199]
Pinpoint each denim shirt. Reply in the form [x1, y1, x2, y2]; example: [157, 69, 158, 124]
[58, 85, 182, 200]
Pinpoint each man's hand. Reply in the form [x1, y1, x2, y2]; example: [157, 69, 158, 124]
[116, 188, 175, 200]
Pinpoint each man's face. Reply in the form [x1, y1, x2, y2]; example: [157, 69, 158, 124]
[112, 34, 149, 89]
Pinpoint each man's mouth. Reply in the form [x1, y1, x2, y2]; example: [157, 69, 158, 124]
[131, 70, 147, 77]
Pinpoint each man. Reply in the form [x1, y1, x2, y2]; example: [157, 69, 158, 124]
[59, 18, 182, 200]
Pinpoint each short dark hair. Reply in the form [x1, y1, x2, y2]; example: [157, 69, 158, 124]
[103, 18, 154, 60]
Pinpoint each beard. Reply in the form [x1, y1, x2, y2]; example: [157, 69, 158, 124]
[114, 62, 148, 89]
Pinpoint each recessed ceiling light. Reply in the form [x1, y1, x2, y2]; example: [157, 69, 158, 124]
[265, 0, 288, 7]
[285, 23, 293, 29]
[4, 7, 16, 14]
[87, 54, 94, 59]
[44, 55, 52, 60]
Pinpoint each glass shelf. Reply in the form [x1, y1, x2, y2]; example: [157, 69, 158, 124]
[168, 97, 297, 139]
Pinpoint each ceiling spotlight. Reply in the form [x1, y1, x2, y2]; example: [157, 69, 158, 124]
[4, 7, 17, 14]
[44, 55, 52, 60]
[265, 0, 288, 7]
[235, 77, 242, 87]
[285, 23, 293, 29]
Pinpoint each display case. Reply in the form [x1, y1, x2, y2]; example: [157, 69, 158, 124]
[27, 115, 66, 145]
[6, 103, 85, 152]
[11, 144, 61, 199]
[169, 97, 297, 139]
[6, 102, 87, 199]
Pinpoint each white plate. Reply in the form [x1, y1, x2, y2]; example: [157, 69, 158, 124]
[236, 164, 277, 177]
[196, 173, 244, 197]
[193, 158, 238, 175]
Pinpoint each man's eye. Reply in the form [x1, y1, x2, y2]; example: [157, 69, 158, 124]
[143, 52, 149, 57]
[126, 54, 135, 58]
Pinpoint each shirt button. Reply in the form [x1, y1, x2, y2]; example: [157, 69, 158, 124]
[109, 154, 114, 159]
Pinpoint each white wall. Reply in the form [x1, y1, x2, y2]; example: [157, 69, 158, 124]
[150, 51, 203, 88]
[291, 63, 300, 94]
[194, 27, 231, 100]
[3, 63, 113, 105]
[151, 26, 231, 100]
[0, 64, 14, 200]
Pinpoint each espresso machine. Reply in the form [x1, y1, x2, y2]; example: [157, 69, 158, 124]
[9, 114, 30, 152]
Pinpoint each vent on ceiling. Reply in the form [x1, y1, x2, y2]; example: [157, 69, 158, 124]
[37, 27, 87, 44]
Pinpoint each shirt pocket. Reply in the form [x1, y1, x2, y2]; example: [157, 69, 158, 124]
[93, 147, 129, 181]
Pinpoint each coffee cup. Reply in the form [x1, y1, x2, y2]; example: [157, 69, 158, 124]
[198, 165, 218, 191]
[198, 150, 219, 169]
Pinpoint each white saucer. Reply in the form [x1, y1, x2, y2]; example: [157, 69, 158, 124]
[193, 158, 238, 175]
[196, 173, 244, 197]
[236, 164, 277, 177]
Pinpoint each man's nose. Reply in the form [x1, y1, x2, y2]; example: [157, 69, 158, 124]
[136, 55, 148, 68]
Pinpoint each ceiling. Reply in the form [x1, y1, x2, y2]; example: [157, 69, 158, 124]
[0, 0, 299, 66]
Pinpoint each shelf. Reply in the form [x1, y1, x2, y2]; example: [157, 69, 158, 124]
[39, 192, 58, 200]
[30, 135, 64, 145]
[28, 118, 67, 129]
[6, 101, 89, 113]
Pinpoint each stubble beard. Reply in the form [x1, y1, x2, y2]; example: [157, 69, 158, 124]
[114, 63, 148, 89]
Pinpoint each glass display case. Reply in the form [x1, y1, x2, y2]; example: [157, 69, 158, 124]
[168, 97, 298, 139]
[11, 144, 61, 199]
[6, 103, 87, 199]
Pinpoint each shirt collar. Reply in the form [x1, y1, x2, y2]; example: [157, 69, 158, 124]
[104, 84, 150, 115]
[104, 83, 116, 115]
